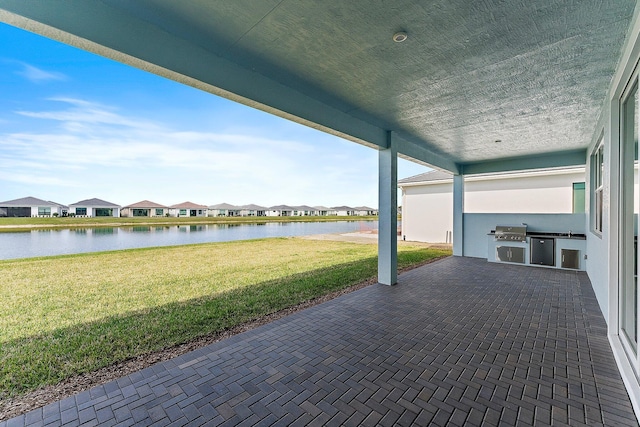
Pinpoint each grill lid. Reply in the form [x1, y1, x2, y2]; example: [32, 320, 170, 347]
[495, 225, 527, 242]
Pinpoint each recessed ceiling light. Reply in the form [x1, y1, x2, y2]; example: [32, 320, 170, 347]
[393, 31, 408, 43]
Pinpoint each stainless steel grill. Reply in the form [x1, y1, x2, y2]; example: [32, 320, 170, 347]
[494, 225, 527, 242]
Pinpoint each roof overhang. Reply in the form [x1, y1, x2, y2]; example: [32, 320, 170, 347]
[399, 165, 585, 188]
[0, 1, 635, 174]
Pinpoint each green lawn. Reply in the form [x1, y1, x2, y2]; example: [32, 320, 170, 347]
[0, 238, 449, 398]
[0, 215, 379, 232]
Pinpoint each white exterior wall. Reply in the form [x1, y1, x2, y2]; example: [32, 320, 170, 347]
[92, 207, 119, 217]
[401, 181, 453, 243]
[27, 205, 65, 216]
[400, 169, 584, 243]
[69, 206, 119, 217]
[465, 171, 584, 213]
[584, 6, 640, 416]
[69, 206, 86, 216]
[122, 207, 167, 217]
[170, 208, 205, 217]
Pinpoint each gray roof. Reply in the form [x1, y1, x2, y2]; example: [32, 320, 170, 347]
[269, 205, 294, 210]
[239, 204, 267, 210]
[354, 206, 376, 211]
[398, 170, 452, 185]
[209, 203, 240, 210]
[170, 201, 207, 209]
[70, 198, 121, 207]
[331, 206, 355, 211]
[123, 200, 167, 209]
[0, 196, 65, 207]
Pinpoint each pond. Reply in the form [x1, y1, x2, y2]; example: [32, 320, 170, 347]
[0, 220, 379, 260]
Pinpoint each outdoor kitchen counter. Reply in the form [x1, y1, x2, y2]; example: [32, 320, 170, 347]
[487, 231, 587, 270]
[526, 232, 586, 240]
[487, 231, 586, 240]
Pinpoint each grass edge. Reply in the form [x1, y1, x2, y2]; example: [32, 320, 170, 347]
[0, 254, 449, 421]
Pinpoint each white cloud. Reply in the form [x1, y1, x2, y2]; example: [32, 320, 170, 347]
[17, 97, 161, 131]
[0, 98, 379, 206]
[15, 62, 68, 83]
[0, 172, 78, 187]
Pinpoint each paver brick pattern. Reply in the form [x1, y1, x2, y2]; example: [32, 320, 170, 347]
[2, 257, 637, 426]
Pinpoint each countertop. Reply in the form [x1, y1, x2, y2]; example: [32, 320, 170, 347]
[488, 231, 586, 240]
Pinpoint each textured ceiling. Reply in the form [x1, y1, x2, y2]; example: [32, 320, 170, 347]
[0, 0, 636, 173]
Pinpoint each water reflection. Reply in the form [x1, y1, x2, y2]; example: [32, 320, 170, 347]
[0, 220, 380, 260]
[93, 228, 115, 235]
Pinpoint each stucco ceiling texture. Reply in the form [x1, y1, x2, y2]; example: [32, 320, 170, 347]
[0, 0, 636, 172]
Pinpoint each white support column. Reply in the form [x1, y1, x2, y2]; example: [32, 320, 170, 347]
[453, 174, 464, 257]
[378, 131, 398, 285]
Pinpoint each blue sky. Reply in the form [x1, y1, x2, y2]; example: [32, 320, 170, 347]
[0, 23, 429, 208]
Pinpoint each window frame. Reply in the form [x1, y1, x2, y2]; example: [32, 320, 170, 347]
[572, 182, 586, 213]
[38, 206, 51, 216]
[591, 135, 605, 235]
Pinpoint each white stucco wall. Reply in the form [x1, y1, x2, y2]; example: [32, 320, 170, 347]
[400, 169, 585, 243]
[465, 171, 584, 213]
[401, 181, 453, 243]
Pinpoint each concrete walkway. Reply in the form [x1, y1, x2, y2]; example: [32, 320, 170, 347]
[2, 257, 637, 426]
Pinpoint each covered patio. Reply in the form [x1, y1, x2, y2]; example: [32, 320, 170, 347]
[2, 257, 635, 426]
[2, 0, 640, 424]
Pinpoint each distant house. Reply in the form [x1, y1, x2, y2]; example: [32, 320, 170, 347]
[267, 205, 294, 217]
[313, 206, 334, 216]
[169, 202, 207, 217]
[292, 205, 317, 216]
[353, 206, 377, 216]
[0, 196, 67, 217]
[69, 198, 120, 217]
[121, 200, 168, 217]
[208, 203, 241, 217]
[238, 204, 267, 217]
[332, 206, 355, 216]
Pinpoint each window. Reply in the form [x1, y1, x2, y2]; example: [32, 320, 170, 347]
[38, 207, 51, 216]
[591, 137, 604, 233]
[155, 208, 163, 216]
[76, 207, 87, 216]
[132, 209, 148, 217]
[572, 182, 585, 213]
[95, 208, 113, 217]
[180, 209, 187, 216]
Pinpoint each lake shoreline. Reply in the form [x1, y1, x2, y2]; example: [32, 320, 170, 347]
[0, 215, 379, 233]
[0, 220, 385, 260]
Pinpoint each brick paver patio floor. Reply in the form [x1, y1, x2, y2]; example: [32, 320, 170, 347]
[2, 257, 638, 426]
